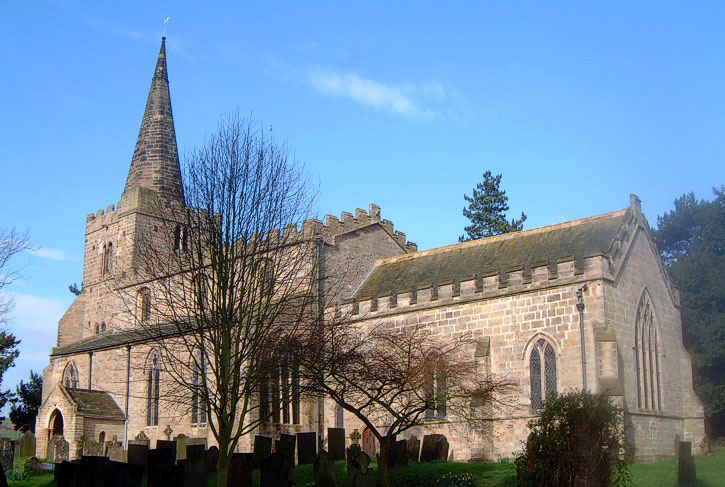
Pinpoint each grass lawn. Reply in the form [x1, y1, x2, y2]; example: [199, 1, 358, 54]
[6, 449, 725, 486]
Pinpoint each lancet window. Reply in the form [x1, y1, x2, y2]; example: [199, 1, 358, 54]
[530, 338, 557, 410]
[146, 351, 161, 426]
[63, 362, 79, 389]
[634, 290, 662, 411]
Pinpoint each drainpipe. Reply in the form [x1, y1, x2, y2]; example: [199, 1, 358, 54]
[124, 345, 131, 447]
[576, 285, 588, 391]
[88, 352, 93, 390]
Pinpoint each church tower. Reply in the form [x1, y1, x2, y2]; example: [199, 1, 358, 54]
[58, 38, 184, 346]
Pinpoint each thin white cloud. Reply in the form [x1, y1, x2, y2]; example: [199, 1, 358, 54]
[26, 247, 73, 261]
[307, 70, 443, 120]
[10, 294, 69, 332]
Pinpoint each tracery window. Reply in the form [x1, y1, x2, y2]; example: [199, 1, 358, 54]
[634, 290, 662, 411]
[137, 287, 151, 323]
[529, 338, 557, 410]
[191, 350, 207, 425]
[101, 243, 113, 276]
[146, 351, 161, 426]
[63, 362, 79, 389]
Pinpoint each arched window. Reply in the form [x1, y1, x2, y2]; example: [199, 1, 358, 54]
[98, 431, 105, 444]
[63, 362, 79, 389]
[102, 243, 113, 276]
[634, 290, 662, 411]
[174, 225, 189, 252]
[146, 351, 161, 426]
[94, 324, 100, 334]
[529, 338, 557, 409]
[191, 350, 207, 425]
[137, 288, 151, 323]
[424, 360, 447, 419]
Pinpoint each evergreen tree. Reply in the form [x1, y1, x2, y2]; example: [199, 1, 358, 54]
[654, 186, 725, 437]
[0, 332, 19, 421]
[459, 170, 527, 241]
[9, 371, 42, 432]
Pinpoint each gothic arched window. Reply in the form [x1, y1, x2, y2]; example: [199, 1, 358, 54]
[191, 350, 207, 425]
[63, 362, 79, 389]
[137, 287, 151, 323]
[529, 338, 557, 410]
[102, 243, 113, 276]
[634, 290, 662, 411]
[146, 351, 161, 426]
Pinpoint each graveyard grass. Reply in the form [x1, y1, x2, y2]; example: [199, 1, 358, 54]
[7, 448, 725, 486]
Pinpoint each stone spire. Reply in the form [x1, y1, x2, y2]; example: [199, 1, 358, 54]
[124, 37, 185, 202]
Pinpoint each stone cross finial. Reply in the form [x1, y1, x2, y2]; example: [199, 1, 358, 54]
[350, 429, 361, 445]
[163, 425, 174, 440]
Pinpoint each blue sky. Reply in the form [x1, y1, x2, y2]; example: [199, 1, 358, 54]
[1, 2, 723, 407]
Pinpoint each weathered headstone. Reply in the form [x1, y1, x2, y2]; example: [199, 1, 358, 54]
[407, 436, 420, 462]
[390, 439, 408, 468]
[328, 427, 346, 461]
[185, 444, 206, 486]
[314, 449, 337, 487]
[229, 452, 254, 487]
[174, 434, 188, 460]
[261, 452, 291, 487]
[206, 445, 219, 474]
[276, 434, 297, 485]
[128, 443, 149, 467]
[297, 431, 317, 465]
[147, 447, 177, 487]
[79, 436, 104, 457]
[678, 440, 697, 485]
[0, 438, 14, 473]
[156, 439, 176, 453]
[48, 435, 69, 463]
[133, 431, 150, 445]
[346, 444, 362, 475]
[420, 434, 448, 462]
[24, 456, 45, 473]
[107, 443, 125, 462]
[350, 429, 361, 445]
[350, 450, 373, 487]
[253, 435, 273, 467]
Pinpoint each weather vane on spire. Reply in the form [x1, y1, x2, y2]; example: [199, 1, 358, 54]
[163, 16, 171, 37]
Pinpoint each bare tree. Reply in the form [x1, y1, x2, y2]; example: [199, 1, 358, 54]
[119, 113, 319, 487]
[299, 318, 516, 487]
[0, 228, 32, 327]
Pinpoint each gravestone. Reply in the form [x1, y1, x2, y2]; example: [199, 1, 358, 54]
[54, 460, 80, 487]
[420, 434, 448, 462]
[314, 449, 337, 487]
[48, 435, 69, 463]
[80, 436, 104, 457]
[390, 438, 408, 468]
[261, 452, 291, 487]
[109, 460, 144, 487]
[253, 435, 273, 467]
[156, 439, 176, 455]
[0, 438, 14, 473]
[147, 447, 177, 487]
[24, 456, 45, 473]
[346, 444, 362, 475]
[185, 444, 206, 486]
[350, 451, 373, 487]
[297, 431, 317, 465]
[128, 443, 149, 467]
[407, 436, 420, 462]
[133, 431, 150, 445]
[80, 455, 112, 486]
[229, 452, 254, 487]
[206, 445, 219, 474]
[0, 462, 7, 487]
[174, 434, 188, 460]
[107, 443, 125, 462]
[328, 428, 346, 461]
[678, 441, 697, 484]
[276, 434, 297, 485]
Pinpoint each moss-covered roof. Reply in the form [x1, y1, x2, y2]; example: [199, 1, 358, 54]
[354, 209, 629, 299]
[65, 388, 125, 420]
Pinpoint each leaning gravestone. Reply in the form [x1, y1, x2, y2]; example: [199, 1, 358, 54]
[678, 441, 697, 484]
[297, 431, 318, 465]
[229, 452, 254, 487]
[0, 438, 14, 473]
[185, 444, 206, 485]
[328, 428, 346, 461]
[261, 452, 291, 487]
[107, 443, 125, 462]
[80, 436, 104, 457]
[206, 445, 219, 474]
[407, 436, 420, 462]
[253, 435, 273, 467]
[314, 449, 337, 487]
[420, 434, 448, 462]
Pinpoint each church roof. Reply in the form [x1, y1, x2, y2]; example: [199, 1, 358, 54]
[353, 207, 631, 299]
[124, 37, 185, 202]
[64, 388, 125, 420]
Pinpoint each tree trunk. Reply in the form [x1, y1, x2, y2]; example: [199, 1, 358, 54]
[216, 437, 231, 487]
[378, 437, 391, 487]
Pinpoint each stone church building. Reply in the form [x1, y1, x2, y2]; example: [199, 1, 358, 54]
[36, 38, 704, 462]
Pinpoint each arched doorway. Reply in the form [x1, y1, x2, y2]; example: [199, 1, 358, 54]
[49, 409, 64, 437]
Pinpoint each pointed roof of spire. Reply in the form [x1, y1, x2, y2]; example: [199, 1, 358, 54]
[124, 37, 185, 202]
